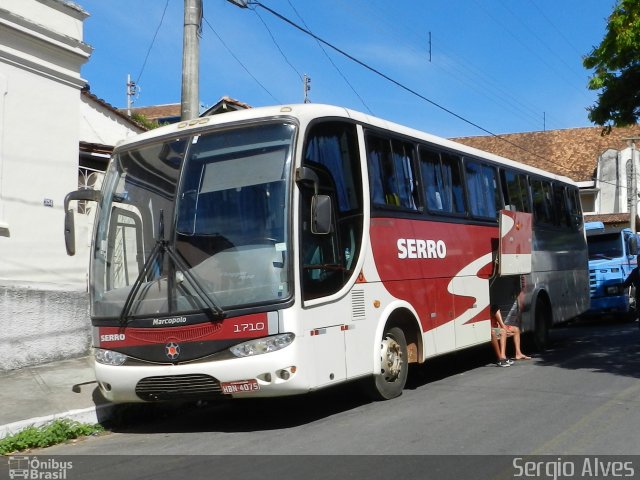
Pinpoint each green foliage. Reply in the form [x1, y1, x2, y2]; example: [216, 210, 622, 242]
[0, 419, 104, 454]
[130, 112, 163, 130]
[583, 0, 640, 127]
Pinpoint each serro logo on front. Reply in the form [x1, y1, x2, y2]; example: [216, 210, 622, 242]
[100, 333, 125, 342]
[152, 316, 188, 326]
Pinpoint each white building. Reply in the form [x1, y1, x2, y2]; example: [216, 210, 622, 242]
[0, 0, 143, 370]
[591, 146, 640, 221]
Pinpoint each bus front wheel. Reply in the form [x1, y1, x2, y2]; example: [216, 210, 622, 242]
[365, 326, 408, 400]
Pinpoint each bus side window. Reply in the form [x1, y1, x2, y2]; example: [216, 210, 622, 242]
[502, 169, 531, 213]
[419, 148, 444, 211]
[566, 187, 582, 229]
[552, 183, 567, 228]
[441, 153, 466, 214]
[419, 147, 465, 215]
[465, 159, 500, 219]
[531, 178, 553, 225]
[366, 135, 417, 210]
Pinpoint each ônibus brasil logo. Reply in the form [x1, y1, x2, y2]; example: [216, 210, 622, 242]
[8, 456, 72, 479]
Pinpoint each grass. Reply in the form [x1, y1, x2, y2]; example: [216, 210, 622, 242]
[0, 419, 104, 454]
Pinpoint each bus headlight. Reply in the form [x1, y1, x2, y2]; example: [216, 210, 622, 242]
[230, 333, 295, 358]
[94, 348, 127, 366]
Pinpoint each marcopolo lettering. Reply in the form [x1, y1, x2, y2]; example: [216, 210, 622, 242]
[397, 238, 447, 259]
[153, 316, 188, 326]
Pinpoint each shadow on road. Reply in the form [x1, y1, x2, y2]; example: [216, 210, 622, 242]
[106, 318, 640, 435]
[534, 317, 640, 379]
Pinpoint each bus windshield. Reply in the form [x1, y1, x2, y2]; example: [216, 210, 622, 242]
[92, 122, 295, 319]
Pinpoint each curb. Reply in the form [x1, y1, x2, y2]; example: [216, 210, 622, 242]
[0, 404, 115, 440]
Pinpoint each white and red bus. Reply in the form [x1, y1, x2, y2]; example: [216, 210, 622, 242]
[64, 104, 588, 402]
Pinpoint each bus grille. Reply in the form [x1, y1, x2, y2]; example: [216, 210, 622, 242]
[135, 374, 223, 401]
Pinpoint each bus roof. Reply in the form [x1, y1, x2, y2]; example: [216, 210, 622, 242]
[114, 103, 578, 186]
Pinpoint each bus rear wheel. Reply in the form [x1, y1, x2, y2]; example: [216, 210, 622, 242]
[533, 297, 551, 351]
[365, 326, 408, 400]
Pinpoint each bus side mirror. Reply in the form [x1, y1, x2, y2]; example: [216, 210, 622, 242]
[64, 189, 101, 256]
[629, 238, 638, 256]
[311, 195, 332, 234]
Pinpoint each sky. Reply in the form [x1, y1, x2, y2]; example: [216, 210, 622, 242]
[76, 0, 617, 139]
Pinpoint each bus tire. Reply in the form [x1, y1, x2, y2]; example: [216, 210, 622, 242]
[365, 326, 408, 401]
[533, 297, 551, 351]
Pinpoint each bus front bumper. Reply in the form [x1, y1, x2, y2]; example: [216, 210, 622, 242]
[93, 347, 310, 403]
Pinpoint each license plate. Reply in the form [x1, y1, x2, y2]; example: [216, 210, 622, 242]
[221, 379, 260, 395]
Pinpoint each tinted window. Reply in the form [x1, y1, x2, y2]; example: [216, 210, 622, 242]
[419, 147, 465, 215]
[503, 170, 531, 213]
[465, 159, 500, 218]
[531, 179, 554, 224]
[367, 135, 417, 210]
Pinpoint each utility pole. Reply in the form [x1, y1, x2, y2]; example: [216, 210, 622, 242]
[126, 74, 137, 117]
[303, 74, 311, 103]
[627, 137, 640, 233]
[181, 0, 202, 121]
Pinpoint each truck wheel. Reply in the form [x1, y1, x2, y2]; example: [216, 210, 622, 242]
[365, 326, 408, 400]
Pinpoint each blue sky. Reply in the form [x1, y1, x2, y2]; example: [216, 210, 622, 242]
[77, 0, 616, 138]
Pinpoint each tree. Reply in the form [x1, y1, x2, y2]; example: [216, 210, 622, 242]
[583, 0, 640, 128]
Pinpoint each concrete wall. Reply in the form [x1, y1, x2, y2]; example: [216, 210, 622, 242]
[0, 285, 90, 371]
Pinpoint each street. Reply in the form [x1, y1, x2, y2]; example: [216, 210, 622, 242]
[23, 318, 640, 477]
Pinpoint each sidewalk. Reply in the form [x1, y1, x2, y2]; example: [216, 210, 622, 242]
[0, 356, 114, 439]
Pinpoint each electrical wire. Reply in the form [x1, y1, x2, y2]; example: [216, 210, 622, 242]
[285, 0, 373, 114]
[135, 0, 171, 85]
[342, 0, 551, 131]
[239, 1, 628, 190]
[251, 7, 303, 82]
[251, 1, 577, 176]
[202, 15, 280, 104]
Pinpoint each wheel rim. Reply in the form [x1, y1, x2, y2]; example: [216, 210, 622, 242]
[380, 334, 404, 382]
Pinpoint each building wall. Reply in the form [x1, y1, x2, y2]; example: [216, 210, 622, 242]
[595, 146, 638, 218]
[80, 94, 144, 146]
[0, 0, 93, 369]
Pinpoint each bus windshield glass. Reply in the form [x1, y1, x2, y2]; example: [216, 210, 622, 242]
[92, 122, 295, 319]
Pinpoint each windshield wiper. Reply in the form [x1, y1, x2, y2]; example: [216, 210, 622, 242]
[119, 211, 226, 324]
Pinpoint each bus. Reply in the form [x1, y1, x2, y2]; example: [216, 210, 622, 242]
[64, 104, 589, 402]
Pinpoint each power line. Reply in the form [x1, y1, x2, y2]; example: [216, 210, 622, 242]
[284, 0, 373, 114]
[229, 1, 624, 186]
[251, 1, 576, 176]
[340, 0, 551, 131]
[201, 15, 280, 104]
[251, 7, 303, 82]
[253, 3, 495, 134]
[135, 0, 171, 85]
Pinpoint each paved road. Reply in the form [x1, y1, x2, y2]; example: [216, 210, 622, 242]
[14, 318, 640, 478]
